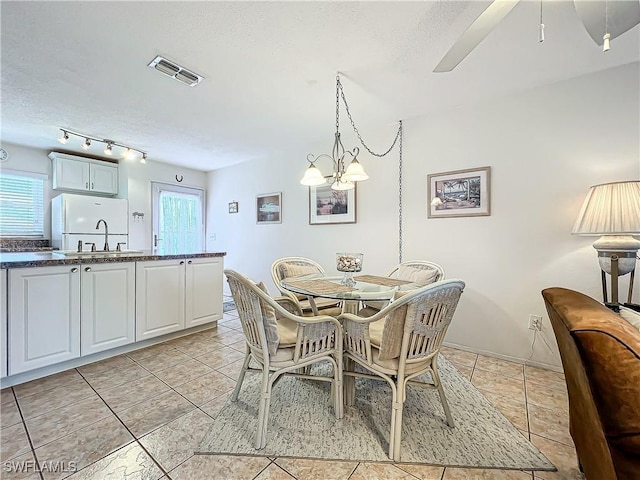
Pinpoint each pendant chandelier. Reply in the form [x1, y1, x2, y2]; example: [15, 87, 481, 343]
[300, 74, 369, 191]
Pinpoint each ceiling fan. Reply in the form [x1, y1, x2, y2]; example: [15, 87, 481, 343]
[434, 0, 640, 73]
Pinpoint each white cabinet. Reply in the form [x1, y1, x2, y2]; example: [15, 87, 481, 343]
[1, 269, 7, 379]
[89, 162, 118, 194]
[136, 260, 186, 341]
[185, 257, 223, 327]
[8, 266, 81, 375]
[136, 257, 223, 340]
[81, 263, 135, 356]
[50, 152, 118, 195]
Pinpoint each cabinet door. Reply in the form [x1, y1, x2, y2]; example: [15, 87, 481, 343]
[1, 269, 7, 379]
[185, 257, 223, 327]
[53, 157, 90, 191]
[9, 266, 81, 374]
[90, 163, 118, 195]
[136, 260, 185, 341]
[81, 263, 135, 356]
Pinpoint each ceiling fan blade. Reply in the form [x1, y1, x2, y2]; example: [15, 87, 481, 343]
[573, 0, 640, 46]
[433, 0, 520, 73]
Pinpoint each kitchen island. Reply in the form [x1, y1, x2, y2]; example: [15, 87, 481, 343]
[1, 251, 226, 386]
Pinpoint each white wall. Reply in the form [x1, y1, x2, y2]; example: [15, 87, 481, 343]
[207, 63, 640, 367]
[0, 144, 208, 250]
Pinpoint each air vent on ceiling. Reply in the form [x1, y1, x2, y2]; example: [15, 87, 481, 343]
[147, 55, 204, 87]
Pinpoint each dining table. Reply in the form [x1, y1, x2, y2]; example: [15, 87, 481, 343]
[280, 273, 419, 314]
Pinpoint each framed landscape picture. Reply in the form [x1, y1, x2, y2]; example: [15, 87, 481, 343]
[427, 166, 491, 218]
[309, 184, 356, 225]
[256, 192, 281, 224]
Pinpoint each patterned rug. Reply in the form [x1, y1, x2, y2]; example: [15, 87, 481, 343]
[198, 358, 555, 470]
[222, 300, 236, 313]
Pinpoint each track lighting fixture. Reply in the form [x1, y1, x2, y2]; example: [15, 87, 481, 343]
[56, 128, 148, 163]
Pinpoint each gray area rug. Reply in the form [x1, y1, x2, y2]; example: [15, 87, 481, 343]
[222, 300, 236, 313]
[198, 357, 554, 470]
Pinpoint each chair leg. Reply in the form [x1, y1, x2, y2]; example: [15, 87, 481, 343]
[344, 358, 356, 406]
[255, 368, 271, 449]
[388, 380, 403, 461]
[259, 375, 276, 449]
[334, 355, 344, 419]
[231, 349, 252, 402]
[432, 364, 454, 427]
[392, 398, 405, 461]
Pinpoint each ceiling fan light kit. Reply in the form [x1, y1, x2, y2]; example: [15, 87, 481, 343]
[434, 0, 640, 72]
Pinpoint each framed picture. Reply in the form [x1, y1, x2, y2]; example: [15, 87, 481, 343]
[228, 201, 238, 214]
[309, 184, 357, 225]
[256, 192, 282, 224]
[427, 166, 491, 218]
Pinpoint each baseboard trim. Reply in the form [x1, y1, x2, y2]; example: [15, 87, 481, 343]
[1, 321, 220, 388]
[442, 341, 563, 373]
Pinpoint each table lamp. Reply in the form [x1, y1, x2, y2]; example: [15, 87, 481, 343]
[572, 180, 640, 307]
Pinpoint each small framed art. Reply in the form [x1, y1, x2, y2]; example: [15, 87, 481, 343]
[228, 201, 238, 214]
[427, 166, 491, 218]
[256, 192, 282, 224]
[309, 184, 356, 225]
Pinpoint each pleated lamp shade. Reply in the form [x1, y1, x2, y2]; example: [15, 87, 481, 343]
[572, 181, 640, 235]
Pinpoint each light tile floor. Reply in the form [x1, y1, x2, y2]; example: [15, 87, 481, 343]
[0, 302, 584, 480]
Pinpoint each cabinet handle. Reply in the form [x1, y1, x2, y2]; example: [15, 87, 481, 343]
[71, 268, 79, 273]
[180, 261, 185, 265]
[91, 182, 94, 189]
[85, 182, 89, 189]
[188, 260, 192, 264]
[84, 267, 91, 272]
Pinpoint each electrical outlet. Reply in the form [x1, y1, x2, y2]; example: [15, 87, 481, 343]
[528, 314, 543, 331]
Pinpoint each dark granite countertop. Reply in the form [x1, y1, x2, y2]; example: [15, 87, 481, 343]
[0, 251, 226, 269]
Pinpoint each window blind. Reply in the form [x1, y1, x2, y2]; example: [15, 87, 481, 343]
[0, 171, 45, 237]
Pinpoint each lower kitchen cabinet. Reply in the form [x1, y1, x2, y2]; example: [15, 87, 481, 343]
[185, 257, 223, 327]
[1, 269, 7, 379]
[136, 260, 186, 341]
[81, 262, 135, 355]
[9, 265, 81, 375]
[136, 257, 223, 341]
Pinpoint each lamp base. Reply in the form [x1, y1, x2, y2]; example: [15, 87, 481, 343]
[593, 235, 640, 305]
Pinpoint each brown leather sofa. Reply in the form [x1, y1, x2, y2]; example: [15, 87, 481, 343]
[542, 288, 640, 480]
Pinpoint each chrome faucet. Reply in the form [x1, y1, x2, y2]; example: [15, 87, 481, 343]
[96, 219, 109, 251]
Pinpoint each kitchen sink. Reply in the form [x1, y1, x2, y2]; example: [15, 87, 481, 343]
[53, 250, 144, 257]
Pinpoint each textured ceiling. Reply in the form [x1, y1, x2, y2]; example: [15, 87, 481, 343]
[1, 1, 638, 172]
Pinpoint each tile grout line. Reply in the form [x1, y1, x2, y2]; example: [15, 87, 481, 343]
[75, 367, 172, 478]
[8, 386, 45, 480]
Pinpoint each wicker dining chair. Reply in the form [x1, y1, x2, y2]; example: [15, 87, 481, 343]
[360, 260, 446, 316]
[224, 269, 344, 449]
[270, 256, 342, 316]
[340, 279, 465, 461]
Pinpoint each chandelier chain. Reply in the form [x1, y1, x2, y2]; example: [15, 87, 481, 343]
[398, 120, 403, 264]
[337, 77, 402, 158]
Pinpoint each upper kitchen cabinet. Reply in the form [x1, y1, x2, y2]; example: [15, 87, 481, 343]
[49, 152, 118, 195]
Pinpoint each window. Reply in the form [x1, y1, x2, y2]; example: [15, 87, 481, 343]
[0, 170, 46, 237]
[151, 182, 204, 254]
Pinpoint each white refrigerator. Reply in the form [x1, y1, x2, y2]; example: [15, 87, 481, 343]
[51, 193, 129, 251]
